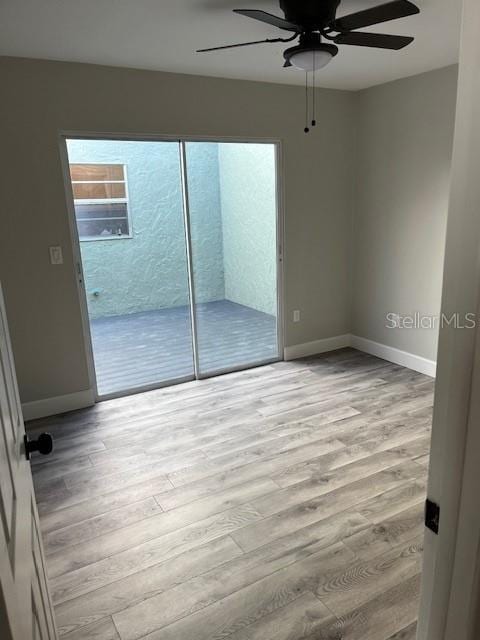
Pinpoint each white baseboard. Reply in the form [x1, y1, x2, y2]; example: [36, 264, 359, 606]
[22, 389, 95, 422]
[350, 335, 436, 377]
[284, 334, 436, 377]
[284, 334, 351, 361]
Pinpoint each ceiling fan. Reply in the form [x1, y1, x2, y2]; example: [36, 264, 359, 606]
[197, 0, 420, 132]
[197, 0, 420, 71]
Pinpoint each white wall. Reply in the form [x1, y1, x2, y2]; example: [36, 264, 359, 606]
[352, 66, 459, 363]
[0, 54, 460, 410]
[0, 56, 355, 406]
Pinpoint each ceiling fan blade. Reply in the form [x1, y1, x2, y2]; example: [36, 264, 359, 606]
[233, 9, 300, 32]
[334, 31, 414, 50]
[333, 0, 419, 32]
[197, 38, 280, 52]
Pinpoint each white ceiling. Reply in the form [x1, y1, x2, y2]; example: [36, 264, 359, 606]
[0, 0, 462, 90]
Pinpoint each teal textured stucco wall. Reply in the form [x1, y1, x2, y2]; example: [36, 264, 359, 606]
[66, 139, 277, 320]
[66, 139, 224, 319]
[185, 142, 225, 307]
[219, 144, 277, 316]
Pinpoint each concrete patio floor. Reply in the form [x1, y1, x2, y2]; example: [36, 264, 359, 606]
[90, 300, 279, 395]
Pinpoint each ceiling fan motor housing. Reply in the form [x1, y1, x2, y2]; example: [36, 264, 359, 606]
[279, 0, 341, 30]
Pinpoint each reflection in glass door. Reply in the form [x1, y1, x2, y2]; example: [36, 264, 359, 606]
[64, 137, 280, 399]
[185, 142, 280, 376]
[65, 139, 195, 397]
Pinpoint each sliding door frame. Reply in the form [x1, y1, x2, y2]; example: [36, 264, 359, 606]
[58, 132, 285, 401]
[180, 139, 284, 381]
[179, 141, 201, 380]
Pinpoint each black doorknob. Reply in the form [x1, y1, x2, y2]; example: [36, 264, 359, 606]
[24, 433, 53, 460]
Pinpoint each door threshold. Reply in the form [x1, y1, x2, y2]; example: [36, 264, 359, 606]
[95, 356, 282, 403]
[96, 374, 196, 402]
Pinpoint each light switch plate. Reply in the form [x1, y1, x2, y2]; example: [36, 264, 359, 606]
[49, 246, 63, 265]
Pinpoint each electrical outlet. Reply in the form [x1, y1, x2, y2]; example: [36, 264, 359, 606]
[293, 310, 301, 323]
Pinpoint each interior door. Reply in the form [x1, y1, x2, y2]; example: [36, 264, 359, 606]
[417, 1, 480, 638]
[0, 283, 57, 640]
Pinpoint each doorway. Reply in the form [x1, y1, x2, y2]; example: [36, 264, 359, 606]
[62, 137, 282, 399]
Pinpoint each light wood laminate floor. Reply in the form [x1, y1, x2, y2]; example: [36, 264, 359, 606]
[28, 349, 433, 640]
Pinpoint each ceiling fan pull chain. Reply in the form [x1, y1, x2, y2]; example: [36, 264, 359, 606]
[312, 51, 317, 127]
[304, 71, 310, 133]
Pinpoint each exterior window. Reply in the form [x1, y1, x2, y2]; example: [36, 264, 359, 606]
[70, 164, 131, 240]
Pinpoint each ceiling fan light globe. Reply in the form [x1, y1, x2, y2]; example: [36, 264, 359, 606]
[289, 49, 334, 71]
[283, 41, 339, 71]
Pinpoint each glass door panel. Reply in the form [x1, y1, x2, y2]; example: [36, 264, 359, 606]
[184, 141, 280, 375]
[65, 138, 195, 397]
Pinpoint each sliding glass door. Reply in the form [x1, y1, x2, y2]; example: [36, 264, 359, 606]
[65, 139, 194, 396]
[64, 137, 280, 398]
[185, 142, 280, 376]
